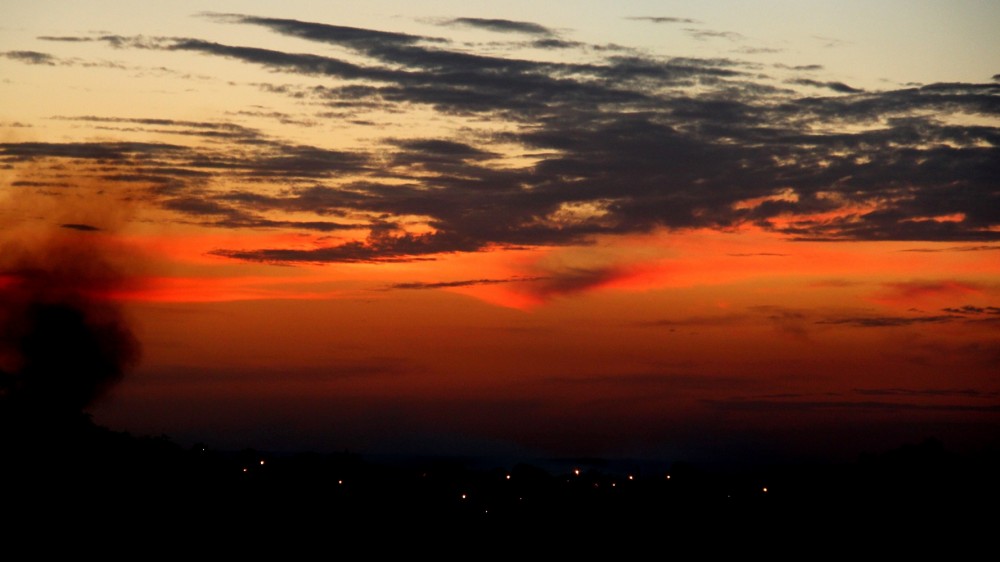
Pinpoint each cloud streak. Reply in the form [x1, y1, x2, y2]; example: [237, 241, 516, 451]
[2, 50, 59, 65]
[445, 17, 555, 36]
[627, 17, 701, 25]
[388, 277, 546, 290]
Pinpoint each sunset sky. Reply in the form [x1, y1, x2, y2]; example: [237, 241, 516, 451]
[2, 1, 998, 465]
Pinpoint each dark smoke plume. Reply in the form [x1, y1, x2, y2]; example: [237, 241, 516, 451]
[1, 298, 138, 414]
[0, 227, 140, 426]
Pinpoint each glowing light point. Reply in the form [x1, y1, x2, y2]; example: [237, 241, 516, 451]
[260, 460, 265, 465]
[666, 475, 671, 480]
[763, 487, 768, 493]
[242, 468, 247, 473]
[461, 494, 467, 500]
[573, 469, 581, 476]
[338, 480, 343, 485]
[506, 474, 511, 480]
[628, 475, 634, 481]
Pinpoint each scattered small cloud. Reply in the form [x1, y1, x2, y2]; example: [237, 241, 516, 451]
[706, 398, 1000, 413]
[853, 387, 999, 398]
[941, 305, 1000, 315]
[685, 29, 744, 41]
[815, 314, 960, 328]
[899, 245, 1000, 253]
[388, 277, 545, 290]
[775, 63, 824, 71]
[878, 281, 983, 301]
[2, 50, 58, 65]
[790, 78, 863, 93]
[529, 38, 583, 50]
[626, 16, 700, 25]
[445, 17, 555, 36]
[735, 46, 784, 55]
[808, 279, 862, 288]
[60, 223, 101, 232]
[812, 35, 851, 48]
[37, 36, 97, 42]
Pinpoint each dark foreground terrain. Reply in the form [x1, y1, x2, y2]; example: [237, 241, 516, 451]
[3, 412, 997, 550]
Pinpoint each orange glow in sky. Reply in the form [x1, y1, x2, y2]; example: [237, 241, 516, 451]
[2, 1, 998, 464]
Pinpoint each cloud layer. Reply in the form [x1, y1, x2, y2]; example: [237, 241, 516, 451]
[3, 13, 997, 264]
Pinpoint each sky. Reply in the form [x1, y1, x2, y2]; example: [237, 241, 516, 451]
[1, 1, 998, 465]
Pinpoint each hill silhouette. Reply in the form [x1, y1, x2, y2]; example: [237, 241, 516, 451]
[3, 410, 997, 546]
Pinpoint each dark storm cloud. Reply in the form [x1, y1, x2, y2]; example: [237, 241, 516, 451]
[10, 13, 999, 263]
[445, 17, 555, 36]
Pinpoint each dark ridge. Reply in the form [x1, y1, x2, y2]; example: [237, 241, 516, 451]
[2, 412, 996, 544]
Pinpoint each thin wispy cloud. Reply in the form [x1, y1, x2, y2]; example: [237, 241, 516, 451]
[388, 277, 545, 290]
[815, 315, 961, 328]
[444, 17, 555, 36]
[627, 16, 700, 25]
